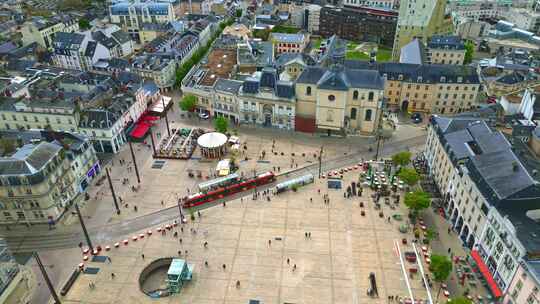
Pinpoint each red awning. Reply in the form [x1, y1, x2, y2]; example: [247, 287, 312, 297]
[471, 250, 503, 298]
[130, 122, 151, 138]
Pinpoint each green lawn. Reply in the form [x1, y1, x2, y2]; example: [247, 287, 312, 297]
[345, 51, 370, 60]
[312, 38, 322, 49]
[345, 47, 392, 62]
[347, 42, 358, 51]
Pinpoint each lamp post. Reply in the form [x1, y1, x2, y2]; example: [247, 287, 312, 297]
[106, 167, 121, 215]
[74, 203, 93, 252]
[162, 97, 171, 137]
[149, 127, 156, 157]
[128, 141, 141, 184]
[374, 97, 386, 160]
[34, 252, 61, 304]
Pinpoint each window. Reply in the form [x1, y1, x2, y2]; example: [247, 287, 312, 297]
[326, 110, 334, 122]
[353, 90, 359, 100]
[364, 109, 372, 121]
[350, 108, 357, 119]
[306, 86, 311, 96]
[328, 95, 335, 101]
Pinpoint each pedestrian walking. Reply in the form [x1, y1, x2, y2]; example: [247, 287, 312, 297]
[111, 273, 115, 279]
[108, 257, 112, 263]
[205, 261, 208, 267]
[198, 211, 201, 217]
[179, 238, 182, 244]
[222, 264, 226, 270]
[293, 264, 297, 271]
[141, 254, 145, 259]
[308, 232, 311, 238]
[287, 258, 290, 265]
[204, 241, 208, 248]
[268, 239, 271, 246]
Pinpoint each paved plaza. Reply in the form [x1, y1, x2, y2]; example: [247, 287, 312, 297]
[62, 167, 435, 304]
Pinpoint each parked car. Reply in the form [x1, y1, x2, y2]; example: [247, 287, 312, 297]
[411, 113, 422, 124]
[199, 112, 209, 119]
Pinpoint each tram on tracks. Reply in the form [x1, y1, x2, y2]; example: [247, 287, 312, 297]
[184, 171, 276, 208]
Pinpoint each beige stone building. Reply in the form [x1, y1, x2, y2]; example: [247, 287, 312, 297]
[426, 35, 466, 65]
[295, 64, 384, 135]
[347, 61, 481, 114]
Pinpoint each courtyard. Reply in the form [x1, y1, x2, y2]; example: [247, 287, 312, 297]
[62, 166, 435, 304]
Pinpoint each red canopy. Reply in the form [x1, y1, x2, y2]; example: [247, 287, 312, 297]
[130, 114, 159, 138]
[471, 250, 503, 298]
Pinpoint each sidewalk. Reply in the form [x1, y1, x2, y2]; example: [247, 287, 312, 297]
[422, 207, 491, 302]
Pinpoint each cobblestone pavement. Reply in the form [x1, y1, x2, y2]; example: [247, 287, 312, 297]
[61, 167, 435, 304]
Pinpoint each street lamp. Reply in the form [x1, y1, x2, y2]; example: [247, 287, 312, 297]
[33, 252, 61, 304]
[74, 203, 93, 252]
[106, 167, 121, 215]
[128, 141, 141, 184]
[374, 97, 387, 160]
[162, 97, 171, 137]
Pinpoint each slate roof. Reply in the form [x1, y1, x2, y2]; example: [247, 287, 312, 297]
[53, 32, 85, 50]
[432, 116, 538, 203]
[297, 66, 384, 90]
[496, 71, 526, 85]
[427, 35, 465, 50]
[214, 78, 243, 94]
[344, 61, 480, 84]
[84, 41, 97, 57]
[400, 39, 426, 65]
[111, 30, 131, 44]
[0, 142, 61, 176]
[270, 33, 305, 44]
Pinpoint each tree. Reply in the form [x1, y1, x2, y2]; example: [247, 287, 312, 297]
[464, 40, 474, 64]
[398, 167, 420, 187]
[404, 191, 431, 222]
[180, 95, 197, 112]
[270, 25, 301, 34]
[253, 29, 270, 40]
[214, 116, 229, 133]
[449, 297, 472, 304]
[430, 254, 453, 299]
[392, 151, 412, 167]
[78, 18, 91, 30]
[0, 139, 16, 156]
[235, 9, 242, 18]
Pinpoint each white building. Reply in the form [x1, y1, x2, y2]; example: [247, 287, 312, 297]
[0, 131, 99, 224]
[342, 0, 396, 9]
[426, 115, 540, 297]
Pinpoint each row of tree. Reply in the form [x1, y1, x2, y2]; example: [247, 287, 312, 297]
[174, 18, 235, 88]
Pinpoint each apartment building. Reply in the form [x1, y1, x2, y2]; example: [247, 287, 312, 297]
[0, 239, 32, 304]
[0, 68, 157, 154]
[0, 131, 99, 224]
[426, 35, 466, 65]
[342, 0, 396, 9]
[109, 1, 176, 42]
[270, 33, 308, 54]
[132, 53, 178, 89]
[504, 261, 540, 304]
[346, 61, 481, 114]
[392, 0, 448, 60]
[318, 6, 397, 48]
[52, 28, 134, 71]
[21, 15, 79, 49]
[425, 116, 540, 297]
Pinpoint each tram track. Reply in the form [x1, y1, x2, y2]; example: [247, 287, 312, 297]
[1, 134, 426, 253]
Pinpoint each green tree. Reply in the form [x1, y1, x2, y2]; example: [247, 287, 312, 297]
[464, 40, 474, 64]
[235, 9, 242, 18]
[392, 151, 412, 167]
[430, 254, 453, 299]
[180, 95, 197, 112]
[78, 18, 90, 30]
[404, 191, 431, 222]
[253, 29, 270, 40]
[398, 167, 420, 187]
[214, 116, 229, 133]
[0, 139, 16, 156]
[449, 297, 472, 304]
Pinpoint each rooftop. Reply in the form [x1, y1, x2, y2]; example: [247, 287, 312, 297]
[199, 48, 237, 87]
[427, 35, 465, 50]
[0, 142, 61, 176]
[270, 33, 306, 44]
[297, 66, 385, 90]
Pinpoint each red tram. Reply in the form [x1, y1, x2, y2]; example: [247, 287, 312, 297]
[184, 171, 276, 208]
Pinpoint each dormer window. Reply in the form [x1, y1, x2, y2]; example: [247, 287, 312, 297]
[440, 76, 446, 82]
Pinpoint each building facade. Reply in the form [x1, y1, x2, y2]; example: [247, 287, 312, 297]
[346, 61, 481, 114]
[295, 64, 385, 134]
[392, 0, 448, 60]
[0, 132, 99, 225]
[342, 0, 396, 9]
[270, 33, 308, 54]
[318, 6, 397, 48]
[109, 1, 176, 42]
[426, 35, 466, 65]
[504, 261, 540, 304]
[21, 16, 79, 49]
[425, 116, 540, 297]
